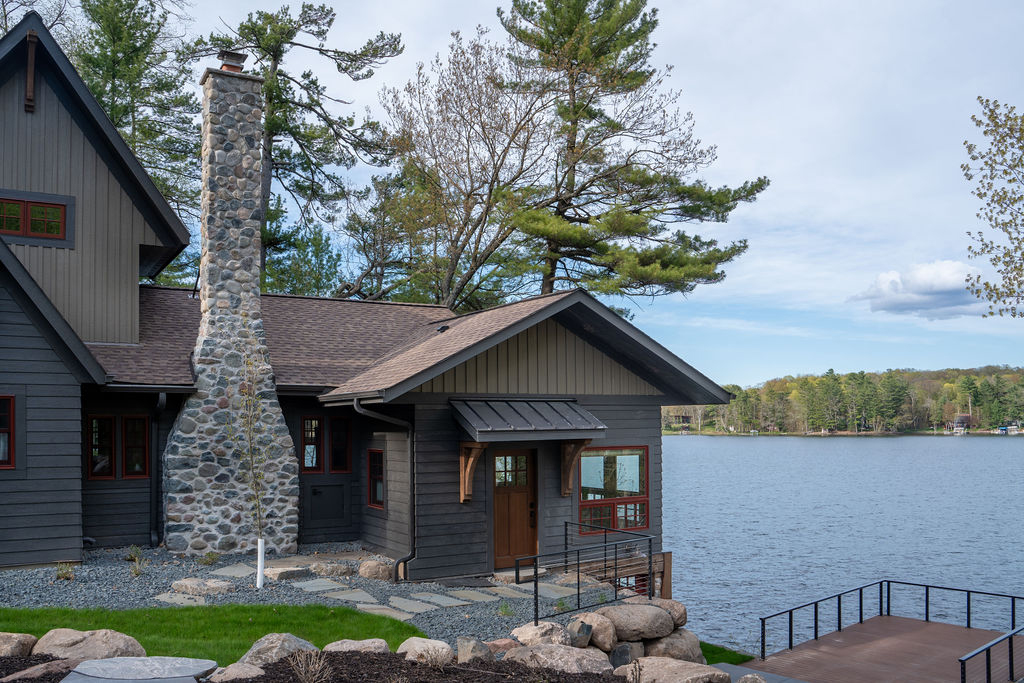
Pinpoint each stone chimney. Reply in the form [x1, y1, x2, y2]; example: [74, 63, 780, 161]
[162, 53, 299, 555]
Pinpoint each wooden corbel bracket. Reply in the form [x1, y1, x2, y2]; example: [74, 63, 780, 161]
[459, 441, 488, 503]
[560, 439, 591, 497]
[25, 30, 38, 113]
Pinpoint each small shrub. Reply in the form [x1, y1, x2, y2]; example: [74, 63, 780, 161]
[596, 592, 608, 604]
[497, 601, 513, 617]
[555, 598, 570, 613]
[418, 648, 451, 670]
[55, 562, 75, 581]
[130, 556, 149, 577]
[286, 650, 333, 683]
[125, 545, 143, 562]
[197, 551, 220, 566]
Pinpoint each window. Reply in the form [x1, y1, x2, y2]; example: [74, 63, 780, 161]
[122, 416, 149, 478]
[86, 416, 115, 479]
[614, 573, 650, 595]
[495, 452, 529, 488]
[329, 417, 351, 472]
[0, 198, 65, 239]
[0, 396, 13, 469]
[579, 446, 648, 532]
[300, 417, 323, 473]
[368, 449, 384, 508]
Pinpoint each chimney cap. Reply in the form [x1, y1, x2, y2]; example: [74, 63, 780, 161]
[217, 49, 247, 72]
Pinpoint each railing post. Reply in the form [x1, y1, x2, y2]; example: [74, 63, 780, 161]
[563, 521, 569, 575]
[576, 549, 582, 610]
[1009, 633, 1015, 681]
[1013, 596, 1017, 629]
[613, 543, 619, 600]
[647, 538, 654, 599]
[533, 560, 540, 626]
[967, 591, 972, 629]
[984, 648, 991, 683]
[926, 585, 930, 622]
[814, 601, 819, 640]
[838, 593, 843, 632]
[760, 618, 766, 660]
[960, 658, 966, 683]
[859, 587, 864, 623]
[878, 582, 883, 616]
[788, 610, 793, 650]
[886, 581, 891, 616]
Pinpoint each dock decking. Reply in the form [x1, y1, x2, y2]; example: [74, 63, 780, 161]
[745, 615, 1021, 682]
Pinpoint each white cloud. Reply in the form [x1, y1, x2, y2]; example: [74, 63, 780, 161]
[855, 260, 982, 319]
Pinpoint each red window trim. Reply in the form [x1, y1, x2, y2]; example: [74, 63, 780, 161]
[86, 415, 116, 480]
[299, 415, 324, 473]
[328, 417, 352, 473]
[578, 445, 650, 534]
[0, 395, 14, 470]
[367, 448, 384, 509]
[121, 415, 150, 479]
[0, 198, 66, 239]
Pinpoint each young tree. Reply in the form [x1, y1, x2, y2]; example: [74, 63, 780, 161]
[962, 97, 1024, 317]
[499, 0, 768, 297]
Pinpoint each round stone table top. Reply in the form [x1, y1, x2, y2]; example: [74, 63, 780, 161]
[73, 657, 219, 680]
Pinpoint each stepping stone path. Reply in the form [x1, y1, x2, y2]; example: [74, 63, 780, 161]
[537, 583, 578, 599]
[324, 589, 378, 603]
[410, 592, 471, 607]
[291, 578, 347, 592]
[389, 596, 438, 613]
[356, 605, 412, 621]
[263, 567, 310, 581]
[171, 578, 234, 596]
[153, 592, 205, 606]
[210, 563, 255, 578]
[487, 585, 533, 599]
[449, 589, 499, 603]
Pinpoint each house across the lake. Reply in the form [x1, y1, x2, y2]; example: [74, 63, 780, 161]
[0, 13, 730, 583]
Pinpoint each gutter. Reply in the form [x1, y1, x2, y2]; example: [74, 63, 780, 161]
[352, 397, 416, 583]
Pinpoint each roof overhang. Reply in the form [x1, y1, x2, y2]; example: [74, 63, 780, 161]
[450, 399, 607, 442]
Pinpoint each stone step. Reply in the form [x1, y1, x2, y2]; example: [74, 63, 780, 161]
[356, 604, 412, 621]
[537, 583, 579, 599]
[409, 592, 471, 607]
[210, 563, 255, 578]
[492, 567, 546, 584]
[154, 592, 205, 606]
[291, 578, 347, 592]
[171, 577, 234, 596]
[263, 566, 311, 581]
[388, 596, 438, 613]
[448, 589, 499, 603]
[323, 589, 378, 604]
[487, 585, 533, 599]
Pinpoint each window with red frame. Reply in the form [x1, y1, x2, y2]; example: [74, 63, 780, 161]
[0, 199, 65, 239]
[329, 417, 351, 472]
[368, 449, 384, 508]
[0, 396, 13, 469]
[87, 416, 115, 479]
[300, 417, 323, 472]
[122, 416, 149, 478]
[614, 573, 650, 595]
[579, 446, 648, 532]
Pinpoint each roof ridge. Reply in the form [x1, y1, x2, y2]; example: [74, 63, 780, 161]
[138, 284, 450, 309]
[429, 289, 580, 324]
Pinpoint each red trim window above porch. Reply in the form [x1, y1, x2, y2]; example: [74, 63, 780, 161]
[0, 396, 13, 469]
[86, 415, 115, 479]
[579, 446, 649, 532]
[300, 416, 323, 473]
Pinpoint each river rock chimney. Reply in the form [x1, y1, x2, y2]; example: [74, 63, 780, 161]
[162, 55, 299, 555]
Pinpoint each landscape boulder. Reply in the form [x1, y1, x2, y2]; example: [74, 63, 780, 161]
[396, 637, 454, 665]
[613, 656, 730, 683]
[610, 641, 645, 667]
[623, 596, 688, 627]
[357, 560, 392, 582]
[238, 633, 318, 667]
[503, 643, 613, 674]
[596, 604, 674, 641]
[262, 567, 310, 581]
[0, 633, 37, 658]
[456, 637, 494, 664]
[737, 675, 767, 683]
[567, 620, 593, 648]
[171, 577, 234, 596]
[309, 562, 354, 577]
[573, 613, 616, 652]
[510, 621, 571, 646]
[208, 663, 265, 682]
[323, 638, 389, 653]
[644, 627, 704, 663]
[483, 638, 521, 655]
[32, 628, 145, 660]
[0, 658, 84, 682]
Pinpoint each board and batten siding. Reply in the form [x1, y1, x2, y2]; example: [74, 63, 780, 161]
[0, 277, 83, 566]
[411, 318, 663, 396]
[0, 65, 165, 343]
[361, 431, 412, 560]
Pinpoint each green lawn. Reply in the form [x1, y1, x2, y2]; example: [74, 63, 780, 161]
[700, 640, 754, 665]
[0, 605, 424, 664]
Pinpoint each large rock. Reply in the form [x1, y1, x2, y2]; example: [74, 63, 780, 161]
[503, 644, 613, 674]
[209, 662, 265, 682]
[396, 637, 453, 665]
[510, 621, 571, 646]
[456, 637, 494, 664]
[737, 675, 767, 683]
[574, 613, 616, 652]
[310, 562, 354, 578]
[623, 596, 688, 627]
[262, 567, 310, 581]
[0, 658, 84, 682]
[483, 638, 521, 655]
[171, 577, 234, 595]
[567, 620, 592, 648]
[358, 560, 392, 581]
[610, 641, 645, 667]
[595, 604, 673, 641]
[323, 638, 389, 653]
[73, 657, 218, 680]
[614, 657, 730, 683]
[0, 633, 37, 657]
[32, 628, 145, 659]
[238, 633, 318, 667]
[644, 627, 704, 663]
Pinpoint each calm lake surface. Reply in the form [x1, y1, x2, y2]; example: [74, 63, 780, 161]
[662, 434, 1024, 653]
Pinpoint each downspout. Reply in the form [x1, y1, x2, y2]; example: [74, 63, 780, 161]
[353, 397, 415, 583]
[151, 392, 167, 547]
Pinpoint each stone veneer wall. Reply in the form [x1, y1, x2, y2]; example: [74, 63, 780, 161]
[161, 65, 299, 555]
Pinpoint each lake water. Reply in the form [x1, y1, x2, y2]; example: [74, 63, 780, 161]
[661, 434, 1024, 654]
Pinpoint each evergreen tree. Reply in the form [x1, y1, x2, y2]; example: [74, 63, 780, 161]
[499, 0, 768, 297]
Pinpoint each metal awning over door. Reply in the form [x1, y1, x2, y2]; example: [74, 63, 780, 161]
[450, 399, 607, 442]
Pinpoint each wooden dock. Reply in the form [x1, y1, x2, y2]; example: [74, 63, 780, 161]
[745, 615, 1022, 682]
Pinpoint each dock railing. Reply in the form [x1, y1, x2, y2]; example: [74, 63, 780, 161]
[958, 622, 1023, 683]
[759, 579, 1023, 668]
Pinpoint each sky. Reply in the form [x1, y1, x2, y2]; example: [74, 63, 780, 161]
[188, 0, 1024, 387]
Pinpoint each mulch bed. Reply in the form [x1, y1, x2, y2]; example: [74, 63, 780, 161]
[0, 655, 59, 683]
[256, 651, 625, 682]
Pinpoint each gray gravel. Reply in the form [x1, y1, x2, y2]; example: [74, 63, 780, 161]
[0, 544, 612, 646]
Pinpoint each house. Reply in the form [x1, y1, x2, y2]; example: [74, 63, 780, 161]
[0, 13, 731, 585]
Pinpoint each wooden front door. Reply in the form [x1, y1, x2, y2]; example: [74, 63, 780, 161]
[493, 449, 537, 569]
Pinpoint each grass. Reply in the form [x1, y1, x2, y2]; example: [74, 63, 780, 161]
[700, 640, 754, 665]
[0, 605, 424, 665]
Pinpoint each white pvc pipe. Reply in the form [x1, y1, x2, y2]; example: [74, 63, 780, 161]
[256, 537, 265, 589]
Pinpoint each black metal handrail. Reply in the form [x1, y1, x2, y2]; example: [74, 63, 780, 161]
[513, 521, 655, 625]
[959, 623, 1023, 683]
[759, 579, 1024, 666]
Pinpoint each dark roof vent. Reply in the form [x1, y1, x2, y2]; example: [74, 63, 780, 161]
[436, 324, 449, 333]
[217, 50, 247, 72]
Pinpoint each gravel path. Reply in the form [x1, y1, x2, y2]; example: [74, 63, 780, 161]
[0, 544, 615, 646]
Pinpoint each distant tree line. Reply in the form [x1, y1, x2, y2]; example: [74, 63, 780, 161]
[664, 366, 1024, 434]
